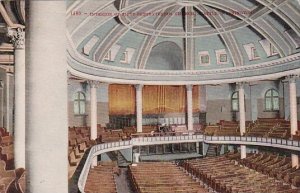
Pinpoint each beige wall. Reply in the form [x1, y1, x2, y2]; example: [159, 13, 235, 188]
[97, 102, 109, 126]
[206, 99, 232, 124]
[206, 81, 287, 124]
[68, 101, 109, 127]
[206, 99, 253, 124]
[67, 80, 300, 127]
[256, 98, 283, 119]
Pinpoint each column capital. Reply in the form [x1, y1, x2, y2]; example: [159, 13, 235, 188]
[186, 84, 193, 91]
[6, 70, 14, 76]
[236, 82, 247, 89]
[286, 74, 299, 83]
[7, 27, 25, 49]
[88, 80, 101, 88]
[135, 84, 144, 91]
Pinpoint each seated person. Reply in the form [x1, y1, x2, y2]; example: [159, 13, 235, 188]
[159, 123, 168, 133]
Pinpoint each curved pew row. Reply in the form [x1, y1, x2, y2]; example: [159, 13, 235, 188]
[233, 153, 300, 187]
[129, 162, 209, 193]
[68, 126, 97, 178]
[182, 153, 300, 193]
[84, 162, 118, 193]
[0, 160, 25, 193]
[0, 127, 25, 193]
[0, 128, 14, 170]
[204, 118, 292, 139]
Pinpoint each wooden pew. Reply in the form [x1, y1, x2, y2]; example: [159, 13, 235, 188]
[0, 145, 14, 170]
[129, 162, 209, 193]
[84, 162, 117, 193]
[0, 160, 15, 193]
[182, 153, 300, 193]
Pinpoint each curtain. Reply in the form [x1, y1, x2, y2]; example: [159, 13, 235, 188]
[109, 85, 200, 115]
[193, 85, 199, 112]
[109, 84, 135, 115]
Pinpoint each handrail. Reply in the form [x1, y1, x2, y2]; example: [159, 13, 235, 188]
[78, 140, 133, 193]
[78, 134, 300, 192]
[203, 135, 300, 151]
[77, 148, 93, 192]
[131, 131, 198, 138]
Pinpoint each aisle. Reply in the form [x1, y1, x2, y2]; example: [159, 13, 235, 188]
[115, 168, 135, 193]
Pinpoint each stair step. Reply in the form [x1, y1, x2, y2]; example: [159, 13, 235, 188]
[206, 144, 221, 157]
[116, 151, 129, 167]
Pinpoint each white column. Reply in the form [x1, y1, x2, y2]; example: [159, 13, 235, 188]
[135, 84, 143, 133]
[133, 153, 140, 163]
[186, 85, 193, 131]
[8, 28, 25, 168]
[281, 81, 290, 120]
[238, 83, 246, 159]
[26, 1, 68, 193]
[240, 145, 247, 159]
[89, 81, 98, 167]
[289, 76, 298, 136]
[89, 81, 98, 140]
[5, 71, 13, 132]
[0, 81, 3, 127]
[292, 154, 299, 168]
[288, 75, 299, 168]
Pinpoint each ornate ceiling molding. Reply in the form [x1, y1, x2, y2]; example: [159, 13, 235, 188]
[201, 0, 292, 57]
[67, 0, 300, 80]
[195, 5, 244, 67]
[67, 33, 300, 85]
[0, 3, 24, 29]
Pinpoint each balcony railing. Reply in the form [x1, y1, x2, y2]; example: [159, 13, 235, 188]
[204, 135, 300, 151]
[78, 140, 132, 192]
[78, 134, 300, 193]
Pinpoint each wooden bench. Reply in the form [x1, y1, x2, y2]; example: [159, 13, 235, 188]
[84, 162, 117, 193]
[129, 162, 209, 193]
[0, 160, 15, 193]
[182, 153, 300, 192]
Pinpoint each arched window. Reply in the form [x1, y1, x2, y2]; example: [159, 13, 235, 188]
[265, 89, 279, 111]
[231, 91, 239, 111]
[74, 92, 86, 115]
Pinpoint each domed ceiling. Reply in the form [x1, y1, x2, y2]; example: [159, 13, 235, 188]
[66, 0, 300, 84]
